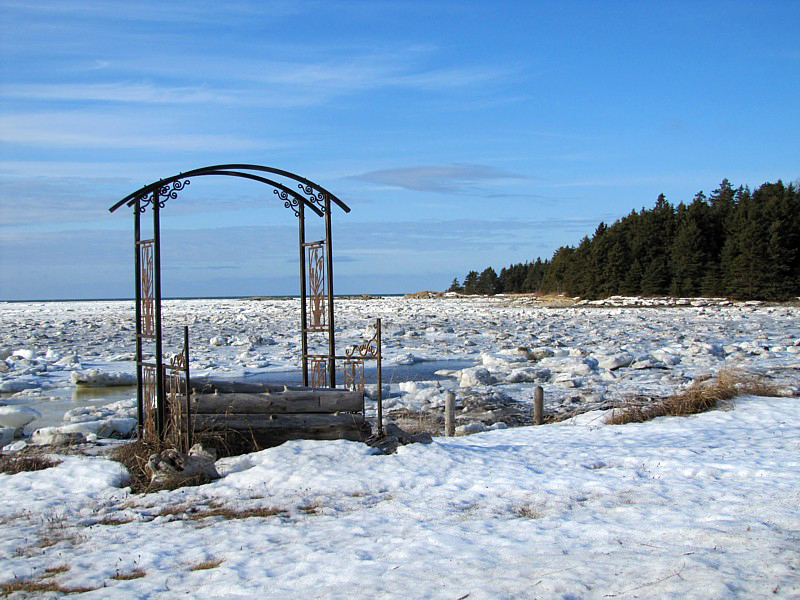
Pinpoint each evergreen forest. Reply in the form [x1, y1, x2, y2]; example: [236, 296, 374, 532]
[447, 179, 800, 300]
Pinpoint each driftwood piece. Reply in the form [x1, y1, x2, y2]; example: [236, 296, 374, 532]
[147, 444, 221, 484]
[192, 389, 363, 415]
[366, 422, 433, 455]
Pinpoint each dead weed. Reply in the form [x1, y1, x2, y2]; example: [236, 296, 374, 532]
[607, 369, 782, 425]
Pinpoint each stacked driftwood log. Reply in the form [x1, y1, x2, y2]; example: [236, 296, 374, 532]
[190, 379, 370, 452]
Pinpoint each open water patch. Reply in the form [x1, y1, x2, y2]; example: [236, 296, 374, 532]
[239, 359, 476, 386]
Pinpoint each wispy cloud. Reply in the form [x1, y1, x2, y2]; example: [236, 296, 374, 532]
[351, 164, 524, 194]
[0, 112, 276, 151]
[2, 82, 239, 105]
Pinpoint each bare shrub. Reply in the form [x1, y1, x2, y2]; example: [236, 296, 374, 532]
[607, 369, 783, 425]
[110, 438, 168, 493]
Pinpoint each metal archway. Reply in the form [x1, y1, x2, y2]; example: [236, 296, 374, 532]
[109, 165, 351, 441]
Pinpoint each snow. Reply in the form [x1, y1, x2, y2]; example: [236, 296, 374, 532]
[0, 297, 799, 595]
[0, 396, 798, 597]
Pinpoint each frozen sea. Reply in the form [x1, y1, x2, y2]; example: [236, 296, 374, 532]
[1, 295, 799, 437]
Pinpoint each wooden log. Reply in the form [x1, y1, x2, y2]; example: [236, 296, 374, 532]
[193, 413, 371, 445]
[190, 378, 339, 395]
[192, 390, 364, 415]
[194, 413, 366, 430]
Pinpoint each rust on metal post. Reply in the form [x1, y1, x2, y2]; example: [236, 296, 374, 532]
[298, 201, 309, 386]
[325, 196, 336, 387]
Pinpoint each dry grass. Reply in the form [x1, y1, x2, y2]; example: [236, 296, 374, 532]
[111, 569, 146, 581]
[298, 501, 323, 515]
[512, 502, 542, 519]
[386, 408, 444, 436]
[95, 516, 136, 526]
[155, 504, 286, 521]
[189, 558, 224, 571]
[0, 566, 96, 595]
[607, 369, 782, 425]
[0, 449, 61, 475]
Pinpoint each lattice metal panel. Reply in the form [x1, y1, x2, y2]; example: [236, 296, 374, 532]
[306, 242, 327, 331]
[138, 240, 155, 338]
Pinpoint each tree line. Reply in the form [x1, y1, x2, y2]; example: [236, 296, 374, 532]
[447, 179, 800, 300]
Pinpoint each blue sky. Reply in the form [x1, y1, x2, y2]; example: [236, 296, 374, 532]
[1, 0, 798, 300]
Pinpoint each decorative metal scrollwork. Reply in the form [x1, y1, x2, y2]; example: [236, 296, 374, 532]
[274, 188, 299, 216]
[157, 179, 190, 207]
[343, 359, 365, 393]
[310, 357, 327, 388]
[345, 322, 379, 359]
[135, 179, 190, 211]
[298, 183, 327, 213]
[135, 195, 150, 213]
[165, 349, 189, 452]
[142, 364, 157, 441]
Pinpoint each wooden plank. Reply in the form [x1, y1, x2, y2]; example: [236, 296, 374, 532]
[194, 413, 366, 430]
[192, 390, 363, 415]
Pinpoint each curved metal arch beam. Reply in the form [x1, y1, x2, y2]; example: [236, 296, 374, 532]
[108, 164, 350, 214]
[203, 171, 325, 217]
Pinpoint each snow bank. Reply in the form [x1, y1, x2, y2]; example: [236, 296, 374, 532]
[0, 396, 797, 598]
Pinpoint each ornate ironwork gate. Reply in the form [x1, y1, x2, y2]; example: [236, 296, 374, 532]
[109, 164, 378, 445]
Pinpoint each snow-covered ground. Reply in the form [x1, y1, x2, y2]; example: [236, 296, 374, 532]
[1, 396, 798, 597]
[1, 297, 799, 596]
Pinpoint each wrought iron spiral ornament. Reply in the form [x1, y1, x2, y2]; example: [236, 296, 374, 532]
[346, 323, 379, 359]
[157, 179, 191, 207]
[274, 188, 299, 216]
[135, 195, 150, 213]
[298, 183, 327, 213]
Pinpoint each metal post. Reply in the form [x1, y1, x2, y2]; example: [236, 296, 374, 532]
[134, 198, 143, 437]
[324, 196, 336, 387]
[299, 202, 309, 386]
[376, 318, 383, 435]
[152, 188, 165, 437]
[183, 325, 192, 450]
[534, 385, 544, 425]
